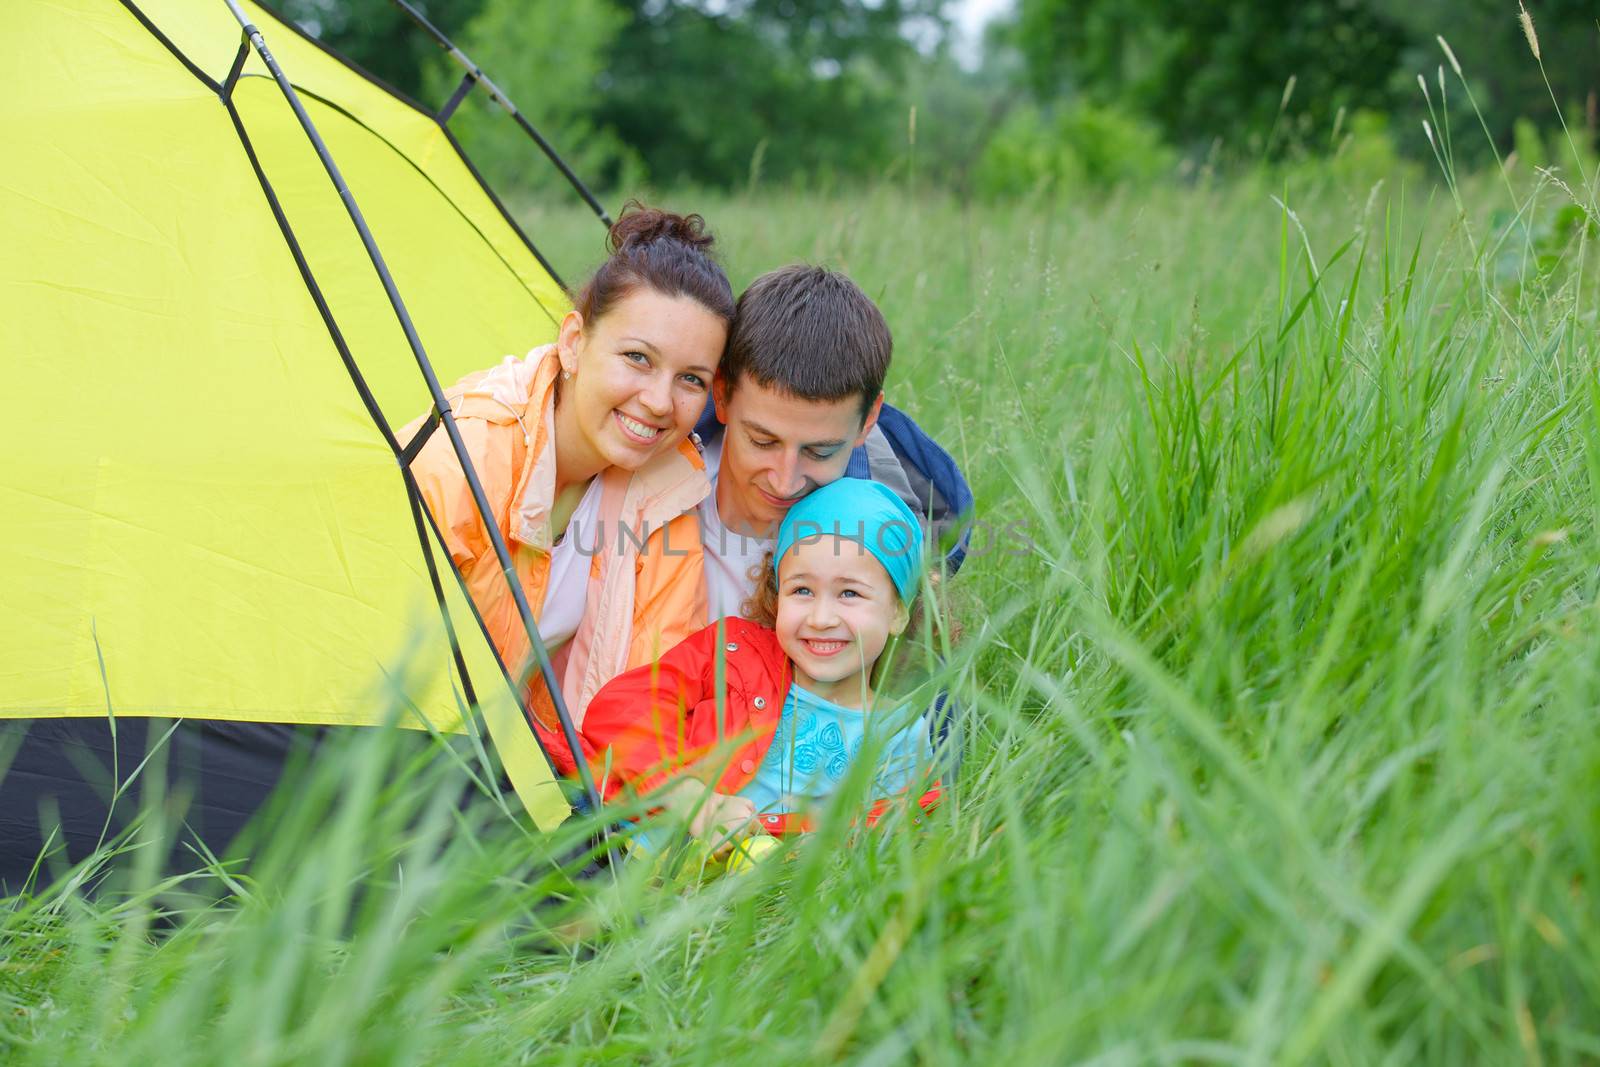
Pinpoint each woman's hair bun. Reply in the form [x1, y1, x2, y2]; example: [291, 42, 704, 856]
[572, 199, 733, 328]
[605, 200, 715, 255]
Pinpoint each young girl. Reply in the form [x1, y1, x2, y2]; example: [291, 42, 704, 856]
[579, 478, 942, 849]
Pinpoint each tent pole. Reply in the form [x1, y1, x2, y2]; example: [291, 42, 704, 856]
[218, 89, 510, 795]
[385, 0, 614, 229]
[220, 0, 606, 823]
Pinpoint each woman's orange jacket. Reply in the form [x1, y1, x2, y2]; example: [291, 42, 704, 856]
[402, 345, 712, 773]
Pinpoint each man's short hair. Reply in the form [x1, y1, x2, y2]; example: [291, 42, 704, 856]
[723, 265, 891, 419]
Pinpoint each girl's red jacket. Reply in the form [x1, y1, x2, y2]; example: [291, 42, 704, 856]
[577, 617, 941, 834]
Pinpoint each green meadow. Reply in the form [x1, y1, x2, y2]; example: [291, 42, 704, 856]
[5, 154, 1600, 1063]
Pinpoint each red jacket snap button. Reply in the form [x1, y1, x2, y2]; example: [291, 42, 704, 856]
[740, 759, 755, 773]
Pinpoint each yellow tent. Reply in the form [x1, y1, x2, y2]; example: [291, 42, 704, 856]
[0, 0, 584, 846]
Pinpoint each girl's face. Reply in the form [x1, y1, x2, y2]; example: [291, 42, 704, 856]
[774, 534, 910, 708]
[556, 287, 726, 473]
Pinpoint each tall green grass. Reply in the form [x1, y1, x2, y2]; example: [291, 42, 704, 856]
[6, 150, 1600, 1061]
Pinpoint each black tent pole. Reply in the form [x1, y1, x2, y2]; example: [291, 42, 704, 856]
[221, 0, 606, 822]
[387, 0, 613, 229]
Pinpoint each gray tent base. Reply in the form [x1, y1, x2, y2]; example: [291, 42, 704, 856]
[0, 718, 445, 896]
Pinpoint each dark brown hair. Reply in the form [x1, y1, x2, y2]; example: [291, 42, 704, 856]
[571, 201, 735, 328]
[722, 264, 891, 420]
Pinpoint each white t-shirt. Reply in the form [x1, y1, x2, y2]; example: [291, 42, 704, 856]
[699, 436, 775, 621]
[537, 476, 603, 651]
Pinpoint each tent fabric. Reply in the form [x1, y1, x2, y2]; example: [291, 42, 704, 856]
[0, 717, 342, 895]
[0, 0, 576, 831]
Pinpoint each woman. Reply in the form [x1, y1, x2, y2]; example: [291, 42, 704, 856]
[405, 204, 732, 773]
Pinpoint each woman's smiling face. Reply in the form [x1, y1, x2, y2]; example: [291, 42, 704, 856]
[556, 286, 726, 473]
[774, 534, 909, 708]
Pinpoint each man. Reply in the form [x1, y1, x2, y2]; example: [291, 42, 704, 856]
[689, 264, 972, 622]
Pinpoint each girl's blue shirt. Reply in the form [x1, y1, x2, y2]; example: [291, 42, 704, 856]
[738, 684, 927, 814]
[628, 683, 926, 855]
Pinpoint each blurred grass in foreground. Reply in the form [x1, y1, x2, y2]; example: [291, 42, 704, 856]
[5, 154, 1600, 1064]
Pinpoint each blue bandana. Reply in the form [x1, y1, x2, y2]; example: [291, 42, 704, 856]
[773, 478, 925, 602]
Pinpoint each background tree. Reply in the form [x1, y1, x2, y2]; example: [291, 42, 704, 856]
[266, 0, 1598, 190]
[1382, 0, 1599, 164]
[1010, 0, 1413, 156]
[592, 0, 943, 188]
[270, 0, 951, 192]
[419, 0, 642, 197]
[272, 0, 485, 102]
[1007, 0, 1598, 165]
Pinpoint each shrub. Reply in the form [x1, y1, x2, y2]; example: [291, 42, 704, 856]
[973, 101, 1175, 197]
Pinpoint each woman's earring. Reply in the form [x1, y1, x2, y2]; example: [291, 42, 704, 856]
[562, 370, 573, 381]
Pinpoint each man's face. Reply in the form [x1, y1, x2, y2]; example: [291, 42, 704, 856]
[712, 375, 883, 538]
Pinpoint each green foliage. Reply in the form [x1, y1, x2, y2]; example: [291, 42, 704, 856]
[972, 101, 1175, 197]
[420, 0, 642, 198]
[592, 0, 936, 188]
[270, 0, 947, 193]
[1491, 197, 1600, 297]
[1508, 108, 1599, 186]
[895, 54, 1016, 197]
[1514, 117, 1549, 172]
[1278, 108, 1417, 191]
[1006, 0, 1598, 170]
[1011, 0, 1411, 155]
[1332, 109, 1400, 175]
[1387, 0, 1600, 164]
[265, 0, 1600, 191]
[269, 0, 486, 101]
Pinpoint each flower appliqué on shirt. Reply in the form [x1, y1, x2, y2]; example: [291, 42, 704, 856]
[744, 688, 925, 815]
[766, 710, 851, 786]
